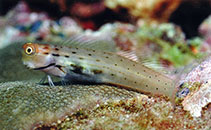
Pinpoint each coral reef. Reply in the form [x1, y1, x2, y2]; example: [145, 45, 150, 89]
[0, 1, 82, 49]
[134, 22, 203, 67]
[105, 0, 181, 22]
[182, 80, 211, 117]
[176, 56, 211, 117]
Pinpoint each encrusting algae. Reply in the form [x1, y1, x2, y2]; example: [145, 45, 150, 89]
[0, 81, 137, 130]
[0, 81, 210, 130]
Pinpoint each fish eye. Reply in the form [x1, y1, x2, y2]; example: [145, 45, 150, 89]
[25, 46, 34, 55]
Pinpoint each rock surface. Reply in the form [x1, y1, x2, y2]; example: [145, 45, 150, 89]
[0, 81, 210, 130]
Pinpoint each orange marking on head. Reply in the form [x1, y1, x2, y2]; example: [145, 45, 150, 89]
[54, 48, 59, 51]
[22, 43, 34, 50]
[23, 43, 52, 55]
[36, 44, 51, 54]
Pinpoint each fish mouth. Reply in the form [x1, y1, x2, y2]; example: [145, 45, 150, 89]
[34, 63, 56, 70]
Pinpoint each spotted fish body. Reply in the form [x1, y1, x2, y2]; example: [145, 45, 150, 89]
[22, 42, 176, 103]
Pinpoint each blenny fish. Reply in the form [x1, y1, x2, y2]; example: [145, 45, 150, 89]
[22, 37, 178, 105]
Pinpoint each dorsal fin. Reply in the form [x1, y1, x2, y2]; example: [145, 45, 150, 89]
[117, 50, 169, 74]
[60, 33, 117, 52]
[117, 51, 139, 62]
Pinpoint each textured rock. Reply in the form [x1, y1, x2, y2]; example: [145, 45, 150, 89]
[0, 81, 138, 130]
[182, 80, 211, 117]
[0, 81, 210, 130]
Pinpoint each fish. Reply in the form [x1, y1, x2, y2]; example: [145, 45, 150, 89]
[22, 36, 178, 105]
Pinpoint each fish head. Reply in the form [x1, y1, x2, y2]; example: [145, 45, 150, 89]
[22, 43, 55, 69]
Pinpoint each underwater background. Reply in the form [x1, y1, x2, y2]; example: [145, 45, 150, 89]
[0, 0, 210, 129]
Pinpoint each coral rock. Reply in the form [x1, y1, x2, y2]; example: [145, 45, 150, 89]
[105, 0, 181, 22]
[182, 80, 211, 117]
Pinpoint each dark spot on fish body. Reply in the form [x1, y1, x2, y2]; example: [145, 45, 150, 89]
[146, 85, 148, 87]
[88, 54, 92, 56]
[92, 69, 103, 74]
[70, 64, 77, 67]
[120, 59, 123, 61]
[106, 56, 109, 59]
[79, 57, 84, 60]
[44, 52, 49, 55]
[55, 48, 59, 51]
[92, 50, 95, 52]
[158, 80, 160, 82]
[137, 72, 140, 74]
[114, 64, 117, 66]
[96, 59, 100, 62]
[76, 47, 79, 50]
[110, 73, 115, 76]
[156, 88, 158, 90]
[149, 76, 151, 78]
[127, 68, 130, 70]
[70, 64, 84, 74]
[108, 53, 113, 56]
[72, 51, 77, 54]
[64, 55, 70, 58]
[52, 53, 60, 57]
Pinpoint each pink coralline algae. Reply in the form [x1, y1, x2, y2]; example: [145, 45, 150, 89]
[181, 57, 211, 84]
[179, 57, 211, 117]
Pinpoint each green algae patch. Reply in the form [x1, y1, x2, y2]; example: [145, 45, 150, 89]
[0, 81, 210, 130]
